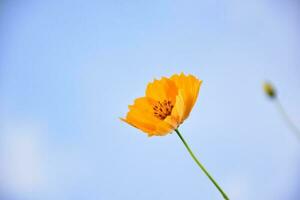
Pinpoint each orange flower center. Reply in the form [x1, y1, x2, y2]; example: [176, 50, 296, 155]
[153, 100, 174, 120]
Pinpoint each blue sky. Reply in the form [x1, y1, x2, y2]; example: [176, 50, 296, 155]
[1, 0, 300, 199]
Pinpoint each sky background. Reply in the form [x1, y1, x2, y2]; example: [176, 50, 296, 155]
[1, 0, 300, 199]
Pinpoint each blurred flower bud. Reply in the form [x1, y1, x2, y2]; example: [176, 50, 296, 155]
[263, 82, 276, 98]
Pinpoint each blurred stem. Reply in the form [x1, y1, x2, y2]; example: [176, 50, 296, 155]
[274, 99, 300, 141]
[175, 129, 229, 200]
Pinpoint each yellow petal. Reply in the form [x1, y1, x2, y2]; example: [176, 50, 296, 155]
[120, 117, 156, 134]
[170, 90, 185, 124]
[146, 77, 178, 105]
[170, 73, 202, 122]
[122, 97, 174, 136]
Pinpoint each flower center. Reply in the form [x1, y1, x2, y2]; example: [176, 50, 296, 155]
[153, 100, 174, 120]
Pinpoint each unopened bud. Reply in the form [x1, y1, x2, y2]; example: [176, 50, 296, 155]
[263, 82, 276, 98]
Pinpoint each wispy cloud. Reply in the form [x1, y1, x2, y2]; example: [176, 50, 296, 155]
[0, 119, 46, 198]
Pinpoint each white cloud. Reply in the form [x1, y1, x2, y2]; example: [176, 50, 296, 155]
[224, 174, 251, 200]
[0, 120, 46, 197]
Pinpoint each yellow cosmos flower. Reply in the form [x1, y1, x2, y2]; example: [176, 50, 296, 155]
[121, 73, 229, 200]
[121, 73, 202, 136]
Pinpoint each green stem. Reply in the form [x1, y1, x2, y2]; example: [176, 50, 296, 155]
[274, 99, 300, 141]
[175, 129, 229, 200]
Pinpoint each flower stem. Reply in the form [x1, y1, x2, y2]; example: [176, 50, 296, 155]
[175, 129, 229, 200]
[274, 99, 300, 141]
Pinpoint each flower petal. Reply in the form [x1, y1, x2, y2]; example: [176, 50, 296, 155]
[146, 77, 178, 104]
[122, 97, 174, 136]
[170, 73, 202, 122]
